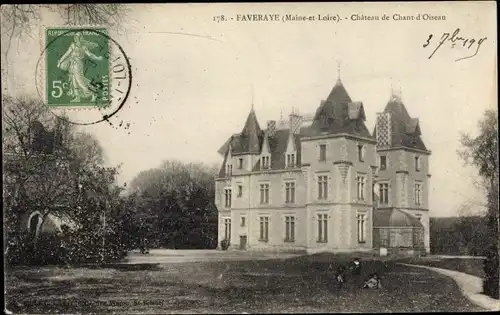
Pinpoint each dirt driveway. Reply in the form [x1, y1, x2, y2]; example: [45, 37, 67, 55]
[124, 249, 303, 264]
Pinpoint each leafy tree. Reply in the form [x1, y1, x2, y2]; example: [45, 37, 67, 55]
[458, 109, 499, 299]
[128, 160, 219, 249]
[3, 95, 76, 237]
[1, 4, 129, 91]
[3, 95, 127, 265]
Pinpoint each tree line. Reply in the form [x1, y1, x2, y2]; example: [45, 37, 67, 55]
[3, 95, 219, 265]
[458, 109, 498, 299]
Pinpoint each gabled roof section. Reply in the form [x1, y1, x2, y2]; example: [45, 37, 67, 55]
[218, 144, 230, 178]
[308, 80, 371, 138]
[406, 118, 421, 136]
[348, 101, 366, 121]
[285, 133, 297, 153]
[376, 96, 428, 151]
[252, 128, 308, 171]
[261, 132, 271, 154]
[217, 136, 233, 156]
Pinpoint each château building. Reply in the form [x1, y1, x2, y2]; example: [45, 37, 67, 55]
[215, 76, 431, 254]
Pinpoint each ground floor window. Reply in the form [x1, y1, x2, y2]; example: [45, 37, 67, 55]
[224, 218, 231, 241]
[357, 213, 367, 243]
[285, 216, 295, 242]
[317, 213, 328, 243]
[259, 216, 269, 241]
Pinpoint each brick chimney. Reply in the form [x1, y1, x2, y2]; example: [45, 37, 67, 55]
[289, 108, 303, 135]
[267, 120, 276, 137]
[376, 112, 391, 148]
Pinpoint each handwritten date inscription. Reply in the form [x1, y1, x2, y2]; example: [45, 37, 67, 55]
[423, 28, 487, 62]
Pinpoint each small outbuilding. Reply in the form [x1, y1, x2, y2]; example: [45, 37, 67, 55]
[373, 208, 425, 250]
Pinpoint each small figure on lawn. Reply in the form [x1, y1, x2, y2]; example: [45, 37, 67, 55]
[139, 237, 150, 255]
[335, 264, 347, 289]
[351, 257, 362, 275]
[363, 273, 382, 289]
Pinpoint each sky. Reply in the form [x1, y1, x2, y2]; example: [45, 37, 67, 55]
[1, 2, 497, 217]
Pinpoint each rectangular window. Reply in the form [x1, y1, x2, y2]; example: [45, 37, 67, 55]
[318, 175, 328, 200]
[380, 155, 387, 170]
[356, 175, 366, 201]
[261, 156, 270, 169]
[357, 213, 366, 243]
[415, 183, 422, 205]
[285, 182, 296, 203]
[379, 183, 389, 204]
[224, 188, 232, 208]
[240, 216, 246, 227]
[260, 183, 270, 204]
[237, 185, 243, 197]
[238, 158, 243, 169]
[319, 144, 326, 161]
[259, 216, 269, 241]
[317, 213, 328, 242]
[285, 216, 295, 242]
[226, 164, 232, 176]
[286, 153, 296, 167]
[224, 218, 231, 241]
[358, 144, 365, 162]
[415, 156, 421, 172]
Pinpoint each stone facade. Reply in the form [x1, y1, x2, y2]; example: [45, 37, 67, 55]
[216, 79, 431, 254]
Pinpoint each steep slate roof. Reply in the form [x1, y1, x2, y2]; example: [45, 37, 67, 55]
[235, 109, 263, 154]
[373, 97, 428, 151]
[373, 208, 423, 228]
[307, 80, 371, 138]
[217, 79, 372, 176]
[252, 128, 310, 171]
[218, 143, 230, 178]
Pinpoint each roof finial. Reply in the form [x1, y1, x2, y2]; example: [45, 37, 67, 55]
[398, 81, 403, 101]
[251, 84, 254, 110]
[280, 109, 283, 121]
[390, 77, 402, 101]
[337, 60, 341, 83]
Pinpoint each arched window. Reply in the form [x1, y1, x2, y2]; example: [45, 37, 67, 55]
[27, 212, 42, 239]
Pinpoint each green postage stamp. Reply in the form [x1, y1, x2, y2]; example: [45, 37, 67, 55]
[45, 27, 111, 108]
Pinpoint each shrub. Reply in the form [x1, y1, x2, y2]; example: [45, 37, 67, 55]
[5, 228, 128, 266]
[220, 239, 230, 251]
[5, 232, 64, 265]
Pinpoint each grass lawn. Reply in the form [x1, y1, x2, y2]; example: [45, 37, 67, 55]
[5, 254, 484, 313]
[397, 257, 485, 278]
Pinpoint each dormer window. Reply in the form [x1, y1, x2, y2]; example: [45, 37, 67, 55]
[261, 156, 270, 169]
[226, 164, 232, 176]
[357, 143, 365, 162]
[286, 153, 296, 168]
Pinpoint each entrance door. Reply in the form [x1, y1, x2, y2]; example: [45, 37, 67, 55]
[239, 235, 247, 250]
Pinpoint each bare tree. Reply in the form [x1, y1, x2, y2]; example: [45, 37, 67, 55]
[1, 4, 129, 91]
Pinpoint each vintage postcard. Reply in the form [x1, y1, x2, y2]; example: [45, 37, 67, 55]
[2, 2, 498, 314]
